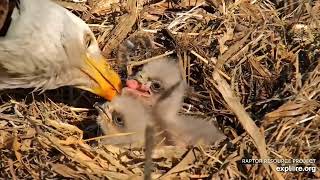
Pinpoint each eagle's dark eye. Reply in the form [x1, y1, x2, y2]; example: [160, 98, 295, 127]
[112, 112, 125, 127]
[150, 80, 163, 93]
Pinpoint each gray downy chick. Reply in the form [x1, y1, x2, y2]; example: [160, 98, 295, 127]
[96, 76, 225, 146]
[125, 58, 226, 145]
[125, 58, 184, 108]
[95, 94, 150, 147]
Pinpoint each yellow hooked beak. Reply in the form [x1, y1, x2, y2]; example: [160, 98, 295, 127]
[79, 53, 122, 101]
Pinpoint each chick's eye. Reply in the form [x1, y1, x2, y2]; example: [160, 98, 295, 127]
[150, 80, 163, 92]
[112, 112, 125, 127]
[84, 33, 93, 48]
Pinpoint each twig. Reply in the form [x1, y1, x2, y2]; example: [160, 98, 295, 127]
[8, 159, 17, 180]
[144, 124, 154, 180]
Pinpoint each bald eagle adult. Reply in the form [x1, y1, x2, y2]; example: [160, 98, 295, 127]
[0, 0, 122, 100]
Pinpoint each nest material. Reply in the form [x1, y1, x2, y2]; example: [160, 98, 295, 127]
[1, 0, 320, 179]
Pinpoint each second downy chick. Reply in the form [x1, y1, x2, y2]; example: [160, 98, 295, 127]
[95, 94, 150, 147]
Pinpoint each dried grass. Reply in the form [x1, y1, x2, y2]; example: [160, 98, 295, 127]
[1, 0, 319, 179]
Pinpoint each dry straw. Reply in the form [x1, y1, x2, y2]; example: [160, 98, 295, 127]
[0, 0, 319, 179]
